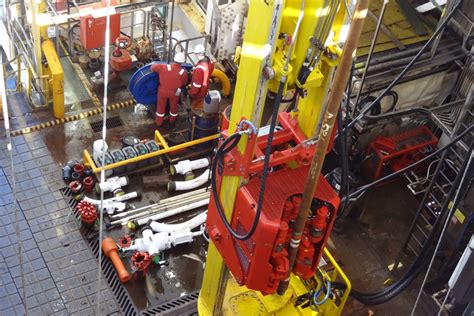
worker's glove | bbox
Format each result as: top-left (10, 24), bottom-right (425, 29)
top-left (175, 88), bottom-right (182, 96)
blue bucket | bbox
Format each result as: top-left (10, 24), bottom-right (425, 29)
top-left (188, 109), bottom-right (219, 150)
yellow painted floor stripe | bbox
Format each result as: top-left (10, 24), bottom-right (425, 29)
top-left (10, 100), bottom-right (136, 137)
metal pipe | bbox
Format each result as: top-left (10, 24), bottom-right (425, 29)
top-left (111, 188), bottom-right (210, 219)
top-left (107, 193), bottom-right (210, 227)
top-left (135, 198), bottom-right (209, 226)
top-left (110, 191), bottom-right (210, 221)
top-left (346, 0), bottom-right (463, 131)
top-left (167, 0), bottom-right (175, 63)
top-left (353, 0), bottom-right (390, 115)
top-left (277, 0), bottom-right (371, 295)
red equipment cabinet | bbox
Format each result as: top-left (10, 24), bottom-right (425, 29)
top-left (80, 10), bottom-right (121, 50)
top-left (362, 126), bottom-right (438, 181)
top-left (206, 112), bottom-right (340, 295)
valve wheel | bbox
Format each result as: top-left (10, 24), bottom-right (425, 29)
top-left (115, 36), bottom-right (132, 49)
top-left (117, 235), bottom-right (132, 249)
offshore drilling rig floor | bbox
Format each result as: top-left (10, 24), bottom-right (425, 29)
top-left (0, 101), bottom-right (421, 315)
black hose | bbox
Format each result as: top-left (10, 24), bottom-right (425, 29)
top-left (344, 147), bottom-right (472, 304)
top-left (211, 79), bottom-right (286, 240)
top-left (345, 0), bottom-right (463, 132)
top-left (335, 62), bottom-right (352, 219)
top-left (345, 125), bottom-right (473, 201)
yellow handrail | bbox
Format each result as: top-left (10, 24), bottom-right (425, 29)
top-left (83, 131), bottom-right (220, 173)
top-left (323, 247), bottom-right (352, 316)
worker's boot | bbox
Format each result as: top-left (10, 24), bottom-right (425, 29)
top-left (155, 116), bottom-right (164, 127)
top-left (156, 112), bottom-right (165, 126)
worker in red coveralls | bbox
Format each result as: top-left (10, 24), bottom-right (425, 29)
top-left (150, 52), bottom-right (188, 126)
top-left (188, 44), bottom-right (214, 104)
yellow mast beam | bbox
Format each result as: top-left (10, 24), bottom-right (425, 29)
top-left (198, 1), bottom-right (285, 314)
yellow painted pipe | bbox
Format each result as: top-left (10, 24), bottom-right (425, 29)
top-left (211, 69), bottom-right (231, 97)
top-left (84, 133), bottom-right (220, 173)
top-left (154, 130), bottom-right (170, 149)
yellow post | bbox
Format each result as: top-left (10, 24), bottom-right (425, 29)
top-left (198, 1), bottom-right (285, 315)
top-left (41, 40), bottom-right (64, 118)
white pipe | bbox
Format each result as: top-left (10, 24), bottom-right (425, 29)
top-left (170, 158), bottom-right (210, 178)
top-left (135, 198), bottom-right (209, 226)
top-left (149, 211), bottom-right (207, 233)
top-left (123, 228), bottom-right (203, 257)
top-left (98, 176), bottom-right (129, 195)
top-left (168, 169), bottom-right (210, 191)
top-left (83, 191), bottom-right (138, 205)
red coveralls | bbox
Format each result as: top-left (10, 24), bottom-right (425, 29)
top-left (151, 63), bottom-right (188, 126)
top-left (189, 58), bottom-right (214, 102)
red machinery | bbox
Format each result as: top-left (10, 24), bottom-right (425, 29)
top-left (206, 112), bottom-right (340, 295)
top-left (110, 36), bottom-right (133, 72)
top-left (362, 126), bottom-right (438, 181)
top-left (79, 1), bottom-right (121, 50)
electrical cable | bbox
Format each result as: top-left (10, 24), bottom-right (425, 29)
top-left (313, 276), bottom-right (332, 306)
top-left (334, 141), bottom-right (472, 305)
top-left (335, 61), bottom-right (352, 219)
top-left (1, 51), bottom-right (28, 315)
top-left (344, 125), bottom-right (473, 202)
top-left (345, 0), bottom-right (463, 132)
top-left (96, 0), bottom-right (112, 314)
top-left (211, 0), bottom-right (305, 240)
top-left (411, 149), bottom-right (473, 315)
top-left (352, 0), bottom-right (389, 113)
top-left (211, 79), bottom-right (283, 240)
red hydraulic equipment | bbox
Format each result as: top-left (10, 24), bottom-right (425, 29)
top-left (206, 112), bottom-right (340, 295)
top-left (79, 1), bottom-right (121, 50)
top-left (362, 126), bottom-right (438, 181)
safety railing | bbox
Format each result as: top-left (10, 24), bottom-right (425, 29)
top-left (318, 247), bottom-right (352, 316)
top-left (83, 129), bottom-right (220, 174)
top-left (172, 35), bottom-right (211, 64)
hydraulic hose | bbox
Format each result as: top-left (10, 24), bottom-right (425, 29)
top-left (342, 146), bottom-right (472, 305)
top-left (345, 0), bottom-right (463, 132)
top-left (211, 78), bottom-right (285, 241)
top-left (344, 125), bottom-right (473, 201)
top-left (211, 0), bottom-right (305, 241)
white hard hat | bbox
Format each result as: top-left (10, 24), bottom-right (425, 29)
top-left (194, 44), bottom-right (206, 55)
top-left (174, 52), bottom-right (186, 63)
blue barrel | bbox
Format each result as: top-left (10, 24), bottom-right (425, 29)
top-left (189, 108), bottom-right (219, 149)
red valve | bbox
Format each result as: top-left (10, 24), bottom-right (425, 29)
top-left (117, 235), bottom-right (132, 249)
top-left (82, 176), bottom-right (95, 193)
top-left (131, 251), bottom-right (151, 280)
top-left (69, 180), bottom-right (82, 193)
top-left (115, 36), bottom-right (132, 49)
top-left (73, 163), bottom-right (85, 176)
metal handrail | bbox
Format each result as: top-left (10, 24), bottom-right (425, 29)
top-left (172, 35), bottom-right (211, 64)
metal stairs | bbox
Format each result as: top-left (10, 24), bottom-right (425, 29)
top-left (394, 85), bottom-right (473, 266)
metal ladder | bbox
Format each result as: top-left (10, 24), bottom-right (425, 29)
top-left (393, 85), bottom-right (473, 268)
